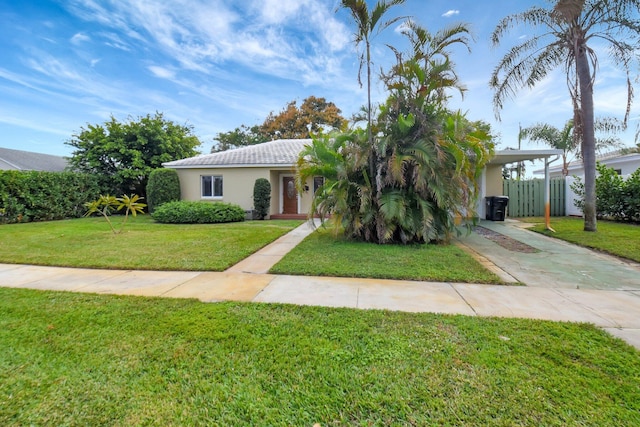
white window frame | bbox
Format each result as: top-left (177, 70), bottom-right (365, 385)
top-left (201, 175), bottom-right (223, 199)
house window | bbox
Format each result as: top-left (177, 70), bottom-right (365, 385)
top-left (201, 175), bottom-right (223, 198)
top-left (313, 176), bottom-right (325, 193)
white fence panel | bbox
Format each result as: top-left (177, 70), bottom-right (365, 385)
top-left (565, 175), bottom-right (583, 216)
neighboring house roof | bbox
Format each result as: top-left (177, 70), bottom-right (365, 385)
top-left (0, 147), bottom-right (69, 172)
top-left (163, 139), bottom-right (312, 169)
top-left (534, 151), bottom-right (640, 175)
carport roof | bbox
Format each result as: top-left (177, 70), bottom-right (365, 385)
top-left (488, 149), bottom-right (563, 165)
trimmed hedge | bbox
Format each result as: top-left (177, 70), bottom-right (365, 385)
top-left (253, 178), bottom-right (271, 220)
top-left (0, 171), bottom-right (102, 224)
top-left (152, 201), bottom-right (245, 224)
top-left (146, 168), bottom-right (181, 213)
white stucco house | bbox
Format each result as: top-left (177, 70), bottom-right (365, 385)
top-left (163, 139), bottom-right (315, 219)
top-left (534, 151), bottom-right (640, 178)
top-left (163, 139), bottom-right (561, 220)
top-left (533, 151), bottom-right (640, 216)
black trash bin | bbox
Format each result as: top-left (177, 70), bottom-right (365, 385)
top-left (485, 196), bottom-right (509, 221)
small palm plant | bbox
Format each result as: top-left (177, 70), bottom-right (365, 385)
top-left (84, 194), bottom-right (146, 234)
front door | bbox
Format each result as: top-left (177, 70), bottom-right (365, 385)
top-left (282, 176), bottom-right (298, 214)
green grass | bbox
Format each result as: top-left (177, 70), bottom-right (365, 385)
top-left (1, 287), bottom-right (639, 426)
top-left (525, 217), bottom-right (640, 263)
top-left (270, 228), bottom-right (502, 283)
top-left (0, 216), bottom-right (302, 271)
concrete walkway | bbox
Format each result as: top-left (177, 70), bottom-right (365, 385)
top-left (1, 220), bottom-right (639, 349)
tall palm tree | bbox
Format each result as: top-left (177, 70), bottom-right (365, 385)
top-left (338, 0), bottom-right (406, 181)
top-left (490, 0), bottom-right (640, 232)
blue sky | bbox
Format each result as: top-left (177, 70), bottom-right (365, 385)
top-left (1, 0), bottom-right (638, 160)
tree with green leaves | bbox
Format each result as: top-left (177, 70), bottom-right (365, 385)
top-left (490, 0), bottom-right (640, 232)
top-left (339, 0), bottom-right (407, 184)
top-left (67, 113), bottom-right (201, 198)
top-left (211, 96), bottom-right (346, 153)
top-left (260, 96), bottom-right (347, 140)
top-left (211, 125), bottom-right (266, 153)
top-left (297, 20), bottom-right (492, 244)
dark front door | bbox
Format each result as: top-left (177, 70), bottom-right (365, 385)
top-left (282, 176), bottom-right (298, 214)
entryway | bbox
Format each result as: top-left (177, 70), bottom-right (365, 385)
top-left (281, 176), bottom-right (298, 215)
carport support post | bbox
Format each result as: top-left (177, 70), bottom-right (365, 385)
top-left (544, 157), bottom-right (555, 232)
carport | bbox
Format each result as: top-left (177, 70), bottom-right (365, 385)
top-left (479, 149), bottom-right (563, 229)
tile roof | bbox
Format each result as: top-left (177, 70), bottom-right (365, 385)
top-left (163, 139), bottom-right (311, 168)
top-left (0, 147), bottom-right (69, 172)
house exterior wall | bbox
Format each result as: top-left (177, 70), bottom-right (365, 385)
top-left (173, 166), bottom-right (314, 217)
top-left (485, 164), bottom-right (504, 196)
top-left (175, 167), bottom-right (273, 211)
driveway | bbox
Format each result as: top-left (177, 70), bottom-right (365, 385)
top-left (458, 219), bottom-right (640, 291)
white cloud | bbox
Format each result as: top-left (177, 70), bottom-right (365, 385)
top-left (442, 10), bottom-right (460, 18)
top-left (99, 32), bottom-right (132, 51)
top-left (70, 32), bottom-right (90, 44)
top-left (148, 65), bottom-right (176, 80)
top-left (63, 0), bottom-right (351, 84)
top-left (258, 0), bottom-right (305, 24)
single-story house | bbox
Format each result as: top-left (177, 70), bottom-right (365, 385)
top-left (534, 151), bottom-right (640, 178)
top-left (163, 139), bottom-right (315, 218)
top-left (0, 147), bottom-right (69, 172)
top-left (164, 139), bottom-right (562, 220)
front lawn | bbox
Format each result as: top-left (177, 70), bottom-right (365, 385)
top-left (1, 288), bottom-right (638, 426)
top-left (525, 217), bottom-right (640, 263)
top-left (271, 227), bottom-right (502, 283)
top-left (0, 216), bottom-right (302, 271)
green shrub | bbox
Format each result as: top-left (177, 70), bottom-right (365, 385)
top-left (252, 178), bottom-right (271, 220)
top-left (152, 201), bottom-right (245, 224)
top-left (571, 163), bottom-right (640, 222)
top-left (0, 171), bottom-right (102, 224)
top-left (146, 168), bottom-right (181, 213)
top-left (621, 168), bottom-right (640, 221)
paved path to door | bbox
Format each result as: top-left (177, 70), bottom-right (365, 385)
top-left (0, 219), bottom-right (639, 349)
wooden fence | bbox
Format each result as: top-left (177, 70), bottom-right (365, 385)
top-left (502, 178), bottom-right (566, 217)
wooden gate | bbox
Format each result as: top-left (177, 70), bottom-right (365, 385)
top-left (502, 178), bottom-right (565, 217)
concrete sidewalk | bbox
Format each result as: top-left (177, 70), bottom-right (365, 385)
top-left (1, 220), bottom-right (639, 349)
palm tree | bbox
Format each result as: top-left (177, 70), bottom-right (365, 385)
top-left (490, 0), bottom-right (640, 232)
top-left (297, 20), bottom-right (493, 244)
top-left (338, 0), bottom-right (407, 180)
top-left (522, 120), bottom-right (577, 177)
top-left (522, 118), bottom-right (621, 176)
